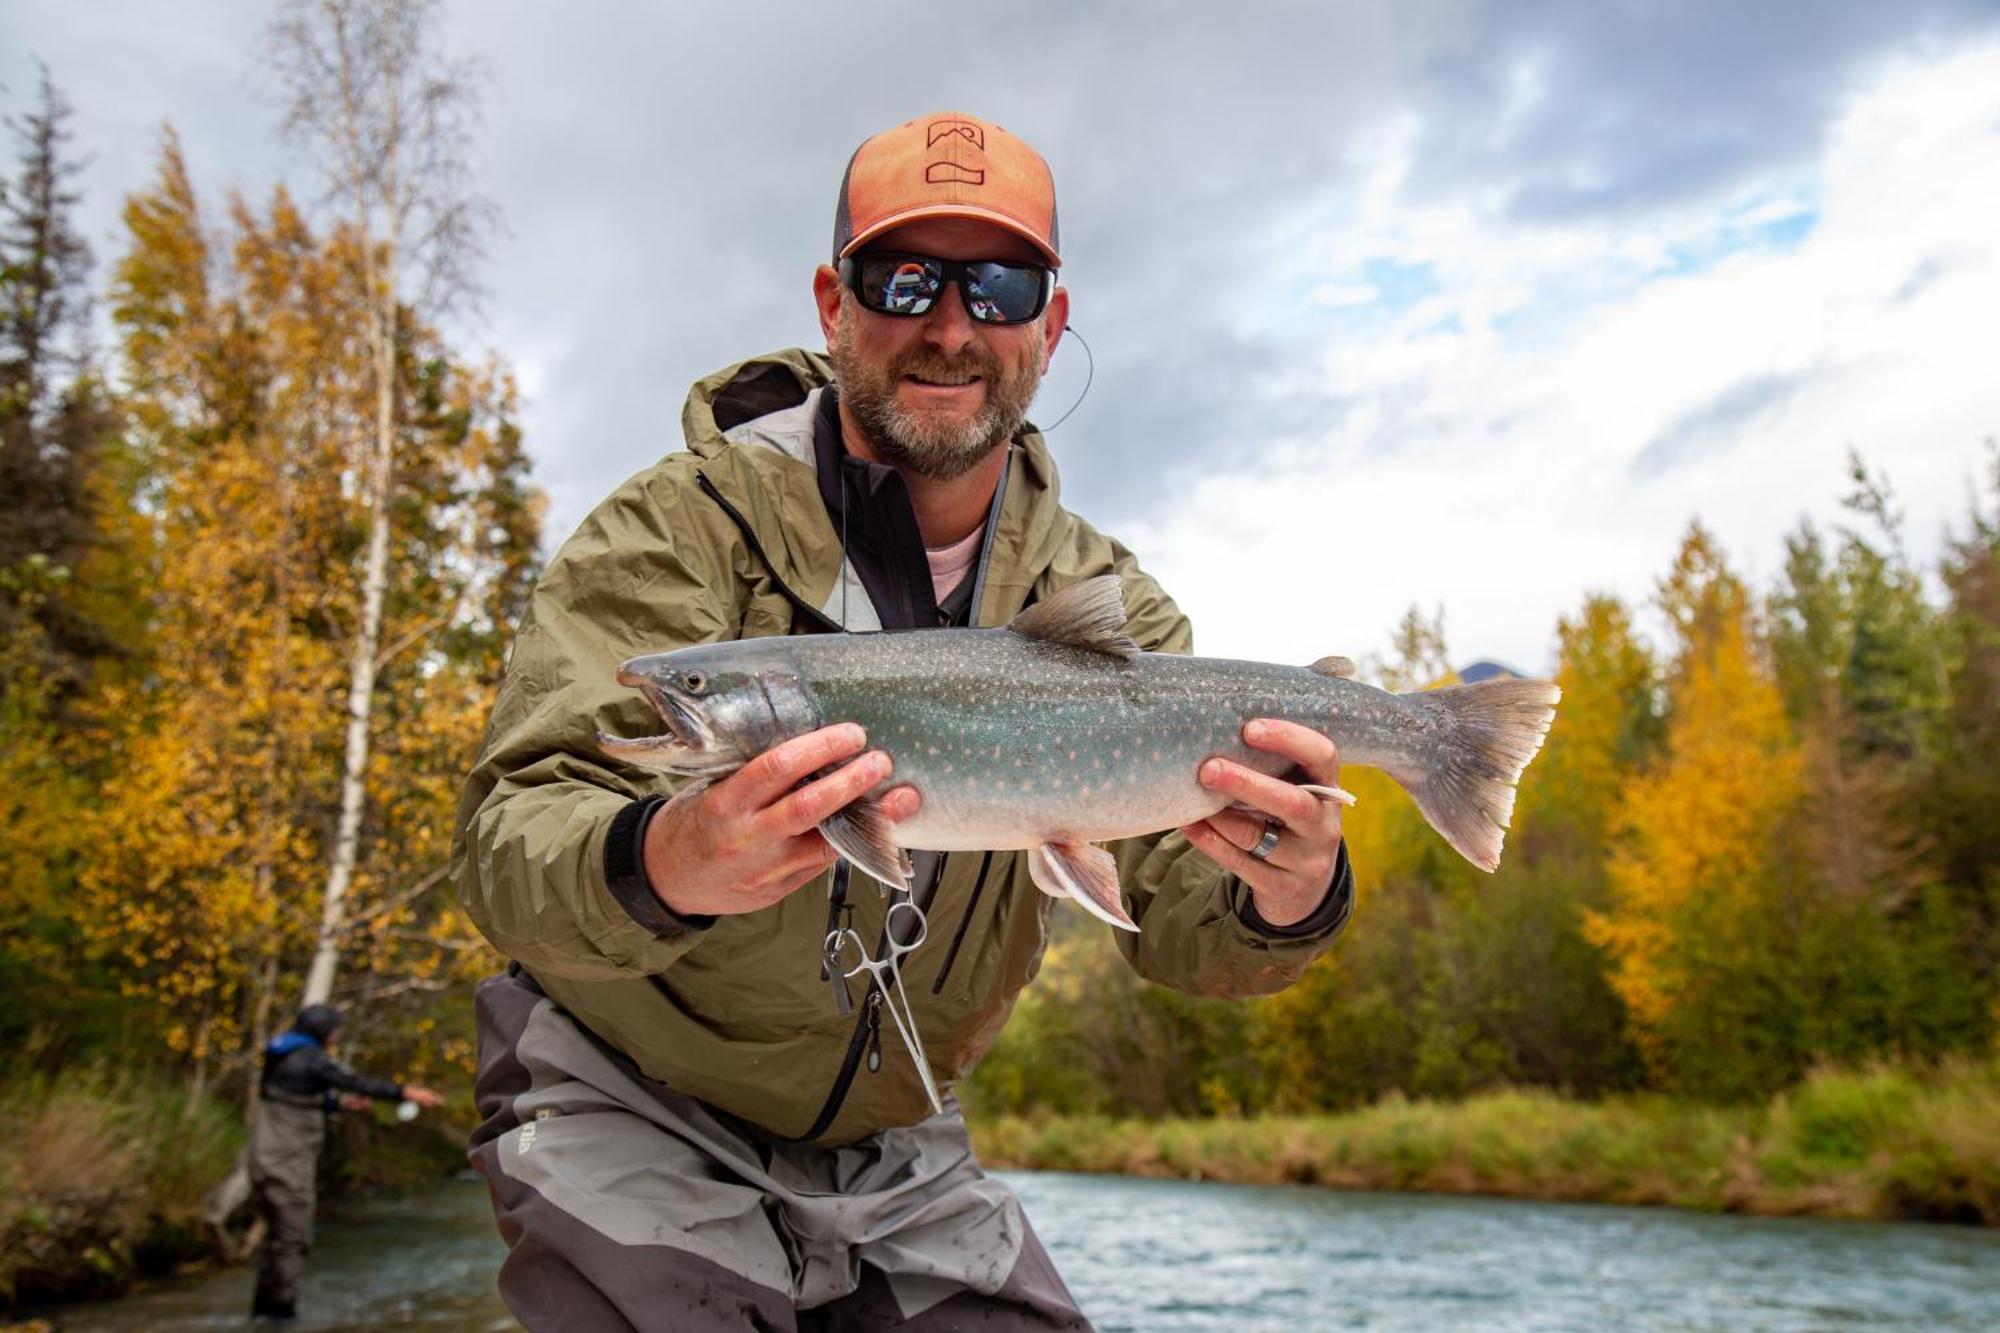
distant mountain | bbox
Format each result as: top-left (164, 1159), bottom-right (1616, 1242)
top-left (1421, 659), bottom-right (1524, 688)
top-left (1456, 660), bottom-right (1520, 683)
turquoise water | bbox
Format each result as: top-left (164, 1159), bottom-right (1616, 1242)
top-left (45, 1171), bottom-right (2000, 1330)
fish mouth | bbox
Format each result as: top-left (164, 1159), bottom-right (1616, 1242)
top-left (598, 671), bottom-right (724, 774)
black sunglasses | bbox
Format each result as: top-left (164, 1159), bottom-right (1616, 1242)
top-left (838, 251), bottom-right (1055, 326)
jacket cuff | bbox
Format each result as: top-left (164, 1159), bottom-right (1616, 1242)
top-left (1234, 840), bottom-right (1355, 940)
top-left (603, 796), bottom-right (717, 938)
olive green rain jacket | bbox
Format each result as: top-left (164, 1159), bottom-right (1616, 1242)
top-left (453, 349), bottom-right (1351, 1146)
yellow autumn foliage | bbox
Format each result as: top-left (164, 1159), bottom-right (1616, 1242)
top-left (1587, 526), bottom-right (1805, 1079)
top-left (50, 132), bottom-right (541, 1091)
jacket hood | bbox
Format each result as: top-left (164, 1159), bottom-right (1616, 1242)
top-left (679, 347), bottom-right (1061, 496)
top-left (293, 1004), bottom-right (343, 1042)
top-left (676, 348), bottom-right (1071, 627)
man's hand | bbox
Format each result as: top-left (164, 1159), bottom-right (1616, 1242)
top-left (1179, 719), bottom-right (1345, 928)
top-left (403, 1085), bottom-right (447, 1109)
top-left (337, 1092), bottom-right (372, 1111)
top-left (643, 723), bottom-right (921, 918)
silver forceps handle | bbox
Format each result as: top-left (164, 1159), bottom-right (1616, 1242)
top-left (825, 899), bottom-right (943, 1115)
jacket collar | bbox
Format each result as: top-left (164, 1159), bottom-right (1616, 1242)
top-left (679, 349), bottom-right (1069, 627)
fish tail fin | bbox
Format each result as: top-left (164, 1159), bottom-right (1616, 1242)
top-left (1386, 678), bottom-right (1561, 873)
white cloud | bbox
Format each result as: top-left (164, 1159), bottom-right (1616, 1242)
top-left (1127, 42), bottom-right (2000, 680)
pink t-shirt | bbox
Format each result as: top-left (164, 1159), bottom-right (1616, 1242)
top-left (926, 526), bottom-right (983, 606)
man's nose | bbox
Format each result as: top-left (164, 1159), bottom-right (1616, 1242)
top-left (919, 280), bottom-right (979, 356)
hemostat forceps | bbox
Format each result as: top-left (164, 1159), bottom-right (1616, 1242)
top-left (825, 897), bottom-right (943, 1116)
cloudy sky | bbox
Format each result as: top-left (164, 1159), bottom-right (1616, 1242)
top-left (9, 0), bottom-right (2000, 675)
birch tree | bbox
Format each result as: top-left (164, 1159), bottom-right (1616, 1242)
top-left (267, 0), bottom-right (490, 1006)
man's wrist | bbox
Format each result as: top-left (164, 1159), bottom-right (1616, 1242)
top-left (604, 796), bottom-right (714, 937)
top-left (1237, 841), bottom-right (1354, 940)
top-left (1251, 876), bottom-right (1331, 928)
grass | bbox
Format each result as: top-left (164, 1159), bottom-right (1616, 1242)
top-left (970, 1056), bottom-right (2000, 1225)
top-left (0, 1065), bottom-right (471, 1316)
top-left (0, 1065), bottom-right (243, 1310)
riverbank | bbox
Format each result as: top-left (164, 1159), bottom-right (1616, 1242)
top-left (0, 1067), bottom-right (240, 1311)
top-left (969, 1057), bottom-right (2000, 1225)
top-left (8, 1056), bottom-right (1991, 1316)
top-left (0, 1067), bottom-right (465, 1315)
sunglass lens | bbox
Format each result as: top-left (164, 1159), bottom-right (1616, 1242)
top-left (963, 262), bottom-right (1046, 323)
top-left (858, 257), bottom-right (941, 315)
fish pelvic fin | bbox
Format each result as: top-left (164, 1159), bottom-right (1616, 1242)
top-left (820, 797), bottom-right (913, 891)
top-left (1008, 575), bottom-right (1140, 660)
top-left (1392, 678), bottom-right (1562, 872)
top-left (1028, 841), bottom-right (1139, 932)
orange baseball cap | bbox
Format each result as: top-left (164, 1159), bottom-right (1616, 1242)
top-left (833, 111), bottom-right (1061, 267)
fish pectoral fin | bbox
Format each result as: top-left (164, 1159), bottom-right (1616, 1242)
top-left (1308, 655), bottom-right (1358, 679)
top-left (1298, 783), bottom-right (1358, 807)
top-left (820, 798), bottom-right (912, 891)
top-left (1028, 841), bottom-right (1139, 933)
top-left (1006, 575), bottom-right (1140, 660)
top-left (1027, 865), bottom-right (1070, 901)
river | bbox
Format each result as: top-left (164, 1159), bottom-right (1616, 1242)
top-left (44, 1172), bottom-right (2000, 1331)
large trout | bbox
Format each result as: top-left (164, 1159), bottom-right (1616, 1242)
top-left (600, 576), bottom-right (1560, 931)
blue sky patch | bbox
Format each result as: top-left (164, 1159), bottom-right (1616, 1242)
top-left (1662, 203), bottom-right (1821, 276)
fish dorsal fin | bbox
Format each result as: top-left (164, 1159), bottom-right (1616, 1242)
top-left (1309, 655), bottom-right (1358, 679)
top-left (1007, 575), bottom-right (1139, 660)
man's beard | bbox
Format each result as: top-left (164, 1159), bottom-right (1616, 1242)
top-left (833, 307), bottom-right (1045, 481)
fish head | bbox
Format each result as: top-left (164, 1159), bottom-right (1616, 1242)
top-left (599, 639), bottom-right (818, 777)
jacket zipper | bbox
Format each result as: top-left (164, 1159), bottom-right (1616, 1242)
top-left (794, 976), bottom-right (881, 1143)
top-left (694, 471), bottom-right (847, 633)
top-left (697, 467), bottom-right (880, 1142)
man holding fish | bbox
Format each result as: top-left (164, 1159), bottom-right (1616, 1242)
top-left (454, 109), bottom-right (1552, 1331)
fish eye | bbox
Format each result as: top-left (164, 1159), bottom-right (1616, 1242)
top-left (681, 671), bottom-right (707, 694)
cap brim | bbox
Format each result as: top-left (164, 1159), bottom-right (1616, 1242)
top-left (839, 204), bottom-right (1061, 268)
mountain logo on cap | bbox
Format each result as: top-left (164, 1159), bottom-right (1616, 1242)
top-left (927, 120), bottom-right (984, 150)
top-left (925, 119), bottom-right (987, 186)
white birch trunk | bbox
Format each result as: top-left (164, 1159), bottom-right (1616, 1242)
top-left (300, 13), bottom-right (402, 996)
top-left (302, 277), bottom-right (396, 1007)
top-left (277, 0), bottom-right (473, 1009)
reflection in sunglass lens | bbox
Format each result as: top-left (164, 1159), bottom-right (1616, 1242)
top-left (863, 259), bottom-right (942, 315)
top-left (963, 262), bottom-right (1046, 323)
top-left (847, 253), bottom-right (1050, 324)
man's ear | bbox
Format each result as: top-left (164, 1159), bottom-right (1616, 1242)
top-left (814, 265), bottom-right (844, 348)
top-left (1042, 285), bottom-right (1070, 363)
